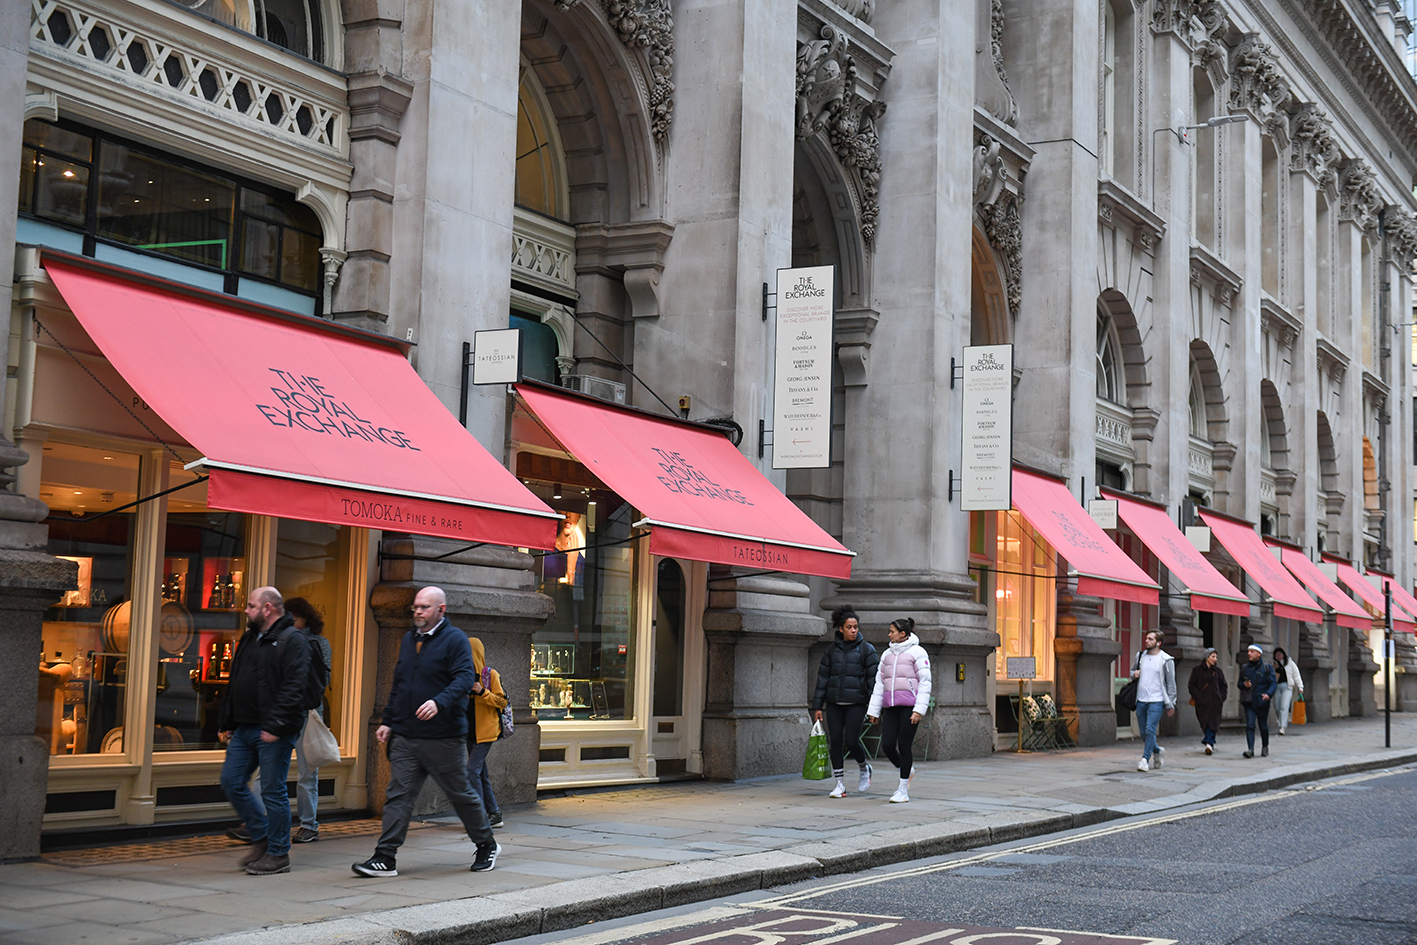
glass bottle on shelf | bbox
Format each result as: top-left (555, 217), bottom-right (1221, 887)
top-left (219, 643), bottom-right (233, 679)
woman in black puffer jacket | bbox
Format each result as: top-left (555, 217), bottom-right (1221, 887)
top-left (812, 607), bottom-right (880, 797)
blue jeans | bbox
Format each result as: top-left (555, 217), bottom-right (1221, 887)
top-left (293, 709), bottom-right (320, 830)
top-left (1135, 700), bottom-right (1165, 762)
top-left (220, 725), bottom-right (297, 856)
top-left (466, 739), bottom-right (499, 815)
top-left (1245, 699), bottom-right (1271, 750)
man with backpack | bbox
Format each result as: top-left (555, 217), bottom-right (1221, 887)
top-left (352, 586), bottom-right (499, 878)
top-left (218, 586), bottom-right (311, 876)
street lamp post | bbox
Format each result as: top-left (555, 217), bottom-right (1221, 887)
top-left (1384, 581), bottom-right (1393, 749)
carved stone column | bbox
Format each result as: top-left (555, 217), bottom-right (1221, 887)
top-left (1296, 618), bottom-right (1336, 723)
top-left (1157, 587), bottom-right (1202, 737)
top-left (1347, 626), bottom-right (1380, 717)
top-left (701, 569), bottom-right (825, 778)
top-left (0, 440), bottom-right (77, 860)
top-left (1055, 583), bottom-right (1120, 746)
top-left (367, 538), bottom-right (552, 815)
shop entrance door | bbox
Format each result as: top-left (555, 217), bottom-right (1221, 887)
top-left (650, 558), bottom-right (706, 775)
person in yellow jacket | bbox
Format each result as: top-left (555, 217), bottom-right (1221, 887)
top-left (466, 637), bottom-right (509, 828)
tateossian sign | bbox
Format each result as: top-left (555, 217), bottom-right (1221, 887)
top-left (959, 343), bottom-right (1013, 511)
top-left (772, 265), bottom-right (834, 469)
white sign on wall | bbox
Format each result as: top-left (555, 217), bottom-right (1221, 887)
top-left (959, 343), bottom-right (1014, 510)
top-left (472, 328), bottom-right (523, 385)
top-left (1088, 499), bottom-right (1118, 530)
top-left (771, 266), bottom-right (835, 469)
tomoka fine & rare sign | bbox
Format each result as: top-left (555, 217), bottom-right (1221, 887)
top-left (960, 343), bottom-right (1013, 510)
top-left (772, 265), bottom-right (834, 469)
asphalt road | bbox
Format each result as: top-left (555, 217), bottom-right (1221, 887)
top-left (515, 766), bottom-right (1417, 945)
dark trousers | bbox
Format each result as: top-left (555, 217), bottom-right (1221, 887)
top-left (376, 736), bottom-right (492, 857)
top-left (878, 705), bottom-right (919, 778)
top-left (1244, 700), bottom-right (1271, 750)
top-left (824, 702), bottom-right (868, 770)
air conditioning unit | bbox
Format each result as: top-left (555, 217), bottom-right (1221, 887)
top-left (561, 374), bottom-right (627, 405)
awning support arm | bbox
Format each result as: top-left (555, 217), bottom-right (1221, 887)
top-left (80, 476), bottom-right (208, 523)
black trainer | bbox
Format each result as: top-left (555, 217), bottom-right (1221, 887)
top-left (488, 811), bottom-right (504, 829)
top-left (225, 825), bottom-right (253, 843)
top-left (471, 841), bottom-right (501, 872)
top-left (352, 854), bottom-right (398, 877)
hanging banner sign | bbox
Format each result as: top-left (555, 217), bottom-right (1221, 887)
top-left (771, 265), bottom-right (835, 469)
top-left (959, 343), bottom-right (1013, 510)
top-left (472, 328), bottom-right (523, 385)
top-left (1088, 498), bottom-right (1118, 530)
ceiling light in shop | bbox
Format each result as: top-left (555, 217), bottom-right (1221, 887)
top-left (552, 483), bottom-right (562, 499)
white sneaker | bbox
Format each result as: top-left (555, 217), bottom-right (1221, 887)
top-left (1153, 746), bottom-right (1164, 768)
top-left (857, 763), bottom-right (872, 793)
top-left (1204, 744), bottom-right (1213, 755)
top-left (828, 780), bottom-right (846, 798)
top-left (889, 788), bottom-right (909, 803)
top-left (1137, 757), bottom-right (1150, 772)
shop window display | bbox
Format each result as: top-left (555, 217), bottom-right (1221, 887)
top-left (529, 491), bottom-right (637, 721)
top-left (990, 511), bottom-right (1056, 683)
top-left (274, 518), bottom-right (347, 735)
top-left (38, 444), bottom-right (141, 756)
top-left (152, 476), bottom-right (246, 751)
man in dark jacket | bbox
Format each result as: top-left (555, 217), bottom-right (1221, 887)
top-left (1238, 643), bottom-right (1278, 758)
top-left (352, 586), bottom-right (499, 878)
top-left (218, 586), bottom-right (310, 876)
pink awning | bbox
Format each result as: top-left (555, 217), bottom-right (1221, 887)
top-left (516, 383), bottom-right (854, 579)
top-left (1198, 511), bottom-right (1323, 622)
top-left (1267, 542), bottom-right (1372, 630)
top-left (1325, 557), bottom-right (1417, 633)
top-left (44, 256), bottom-right (560, 548)
top-left (1010, 469), bottom-right (1159, 605)
top-left (1107, 491), bottom-right (1249, 616)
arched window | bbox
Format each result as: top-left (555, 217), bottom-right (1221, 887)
top-left (1260, 410), bottom-right (1273, 470)
top-left (173, 0), bottom-right (328, 63)
top-left (1188, 364), bottom-right (1207, 439)
top-left (516, 67), bottom-right (569, 221)
top-left (1096, 311), bottom-right (1123, 403)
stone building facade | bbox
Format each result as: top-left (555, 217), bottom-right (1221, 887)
top-left (3, 0), bottom-right (1416, 853)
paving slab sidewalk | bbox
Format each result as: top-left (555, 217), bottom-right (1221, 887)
top-left (3, 714), bottom-right (1414, 945)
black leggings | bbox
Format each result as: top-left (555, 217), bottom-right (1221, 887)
top-left (823, 702), bottom-right (868, 770)
top-left (878, 705), bottom-right (919, 778)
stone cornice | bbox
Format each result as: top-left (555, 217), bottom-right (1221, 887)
top-left (1190, 243), bottom-right (1242, 306)
top-left (1098, 179), bottom-right (1166, 253)
top-left (1316, 336), bottom-right (1349, 382)
top-left (1260, 297), bottom-right (1302, 347)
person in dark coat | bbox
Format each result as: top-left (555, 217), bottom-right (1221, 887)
top-left (1187, 647), bottom-right (1228, 755)
top-left (812, 606), bottom-right (879, 797)
top-left (1238, 643), bottom-right (1278, 758)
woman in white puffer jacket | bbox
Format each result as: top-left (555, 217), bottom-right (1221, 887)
top-left (867, 618), bottom-right (932, 803)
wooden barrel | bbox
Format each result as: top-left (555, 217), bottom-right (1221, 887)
top-left (100, 601), bottom-right (130, 653)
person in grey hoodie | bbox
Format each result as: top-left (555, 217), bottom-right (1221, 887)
top-left (1130, 629), bottom-right (1176, 772)
top-left (866, 618), bottom-right (932, 803)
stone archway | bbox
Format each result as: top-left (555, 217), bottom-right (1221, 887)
top-left (971, 226), bottom-right (1011, 346)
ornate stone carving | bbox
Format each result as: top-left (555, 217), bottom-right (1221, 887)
top-left (975, 0), bottom-right (1017, 126)
top-left (827, 0), bottom-right (872, 22)
top-left (1386, 205), bottom-right (1417, 271)
top-left (796, 25), bottom-right (888, 244)
top-left (1338, 160), bottom-right (1383, 233)
top-left (319, 249), bottom-right (346, 317)
top-left (555, 0), bottom-right (674, 140)
top-left (979, 194), bottom-right (1022, 317)
top-left (1289, 104), bottom-right (1341, 191)
top-left (1228, 34), bottom-right (1291, 131)
top-left (1152, 0), bottom-right (1226, 45)
top-left (972, 137), bottom-right (1007, 210)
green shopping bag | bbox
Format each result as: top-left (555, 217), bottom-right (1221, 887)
top-left (802, 719), bottom-right (831, 780)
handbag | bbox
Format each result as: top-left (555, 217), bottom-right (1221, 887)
top-left (301, 709), bottom-right (340, 768)
top-left (1116, 650), bottom-right (1142, 711)
top-left (1292, 689), bottom-right (1307, 725)
top-left (802, 719), bottom-right (831, 780)
top-left (481, 667), bottom-right (514, 740)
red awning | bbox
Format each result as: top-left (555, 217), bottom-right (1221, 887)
top-left (1010, 469), bottom-right (1158, 605)
top-left (1197, 512), bottom-right (1323, 622)
top-left (516, 384), bottom-right (854, 579)
top-left (44, 257), bottom-right (559, 548)
top-left (1325, 557), bottom-right (1416, 632)
top-left (1106, 491), bottom-right (1249, 616)
top-left (1267, 542), bottom-right (1372, 630)
top-left (1369, 572), bottom-right (1417, 632)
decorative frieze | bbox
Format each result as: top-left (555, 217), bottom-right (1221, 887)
top-left (1228, 33), bottom-right (1291, 139)
top-left (1152, 0), bottom-right (1226, 46)
top-left (1385, 205), bottom-right (1417, 271)
top-left (556, 0), bottom-right (674, 140)
top-left (796, 22), bottom-right (890, 244)
top-left (1338, 160), bottom-right (1384, 233)
top-left (1289, 104), bottom-right (1341, 191)
top-left (513, 212), bottom-right (578, 300)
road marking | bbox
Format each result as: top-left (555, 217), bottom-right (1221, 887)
top-left (759, 765), bottom-right (1412, 906)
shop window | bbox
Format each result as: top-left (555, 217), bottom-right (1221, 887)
top-left (991, 511), bottom-right (1055, 682)
top-left (511, 313), bottom-right (562, 384)
top-left (653, 560), bottom-right (685, 717)
top-left (527, 476), bottom-right (638, 721)
top-left (38, 444), bottom-right (141, 756)
top-left (19, 118), bottom-right (323, 299)
top-left (153, 470), bottom-right (246, 751)
top-left (274, 518), bottom-right (350, 737)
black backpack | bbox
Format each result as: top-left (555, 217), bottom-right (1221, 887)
top-left (278, 626), bottom-right (327, 712)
